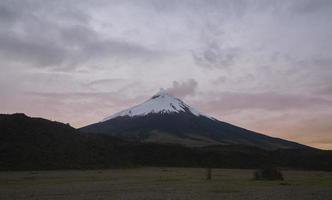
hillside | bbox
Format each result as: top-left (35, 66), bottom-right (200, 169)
top-left (0, 113), bottom-right (129, 170)
top-left (1, 113), bottom-right (331, 171)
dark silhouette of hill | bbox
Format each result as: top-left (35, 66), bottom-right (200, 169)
top-left (1, 113), bottom-right (331, 171)
top-left (0, 113), bottom-right (131, 170)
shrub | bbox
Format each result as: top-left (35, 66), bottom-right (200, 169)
top-left (254, 167), bottom-right (284, 180)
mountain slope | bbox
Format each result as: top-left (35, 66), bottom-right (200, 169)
top-left (80, 90), bottom-right (309, 150)
top-left (0, 113), bottom-right (130, 170)
top-left (1, 113), bottom-right (331, 170)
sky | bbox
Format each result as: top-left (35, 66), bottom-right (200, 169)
top-left (1, 0), bottom-right (332, 149)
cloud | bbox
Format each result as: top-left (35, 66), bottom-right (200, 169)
top-left (0, 3), bottom-right (20, 24)
top-left (196, 92), bottom-right (332, 113)
top-left (86, 78), bottom-right (124, 87)
top-left (318, 85), bottom-right (332, 96)
top-left (166, 79), bottom-right (198, 98)
top-left (192, 45), bottom-right (237, 69)
top-left (0, 1), bottom-right (162, 70)
top-left (211, 76), bottom-right (227, 85)
top-left (291, 0), bottom-right (332, 14)
top-left (0, 32), bottom-right (68, 67)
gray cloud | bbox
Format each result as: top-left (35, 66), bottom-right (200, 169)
top-left (0, 27), bottom-right (159, 69)
top-left (291, 0), bottom-right (332, 14)
top-left (0, 1), bottom-right (162, 69)
top-left (192, 43), bottom-right (238, 69)
top-left (319, 85), bottom-right (332, 96)
top-left (0, 3), bottom-right (19, 24)
top-left (166, 79), bottom-right (198, 98)
top-left (0, 32), bottom-right (68, 67)
top-left (197, 92), bottom-right (332, 113)
top-left (87, 78), bottom-right (124, 87)
top-left (211, 76), bottom-right (227, 85)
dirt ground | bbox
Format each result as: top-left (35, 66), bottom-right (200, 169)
top-left (0, 167), bottom-right (331, 200)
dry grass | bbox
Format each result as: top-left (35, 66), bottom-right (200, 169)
top-left (0, 168), bottom-right (331, 200)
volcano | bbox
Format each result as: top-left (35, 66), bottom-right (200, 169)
top-left (80, 89), bottom-right (308, 150)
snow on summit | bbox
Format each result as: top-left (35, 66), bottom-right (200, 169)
top-left (102, 88), bottom-right (208, 121)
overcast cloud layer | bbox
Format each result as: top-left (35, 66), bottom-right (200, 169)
top-left (1, 0), bottom-right (332, 149)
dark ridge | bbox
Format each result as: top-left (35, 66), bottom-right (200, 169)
top-left (1, 113), bottom-right (331, 171)
top-left (80, 112), bottom-right (312, 150)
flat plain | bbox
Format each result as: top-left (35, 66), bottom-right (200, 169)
top-left (0, 167), bottom-right (331, 200)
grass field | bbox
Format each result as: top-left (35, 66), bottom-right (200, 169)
top-left (0, 168), bottom-right (331, 200)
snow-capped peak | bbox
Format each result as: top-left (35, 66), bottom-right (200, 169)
top-left (102, 88), bottom-right (211, 121)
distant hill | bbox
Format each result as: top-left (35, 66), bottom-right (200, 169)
top-left (0, 113), bottom-right (130, 170)
top-left (1, 113), bottom-right (331, 171)
top-left (81, 89), bottom-right (309, 150)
